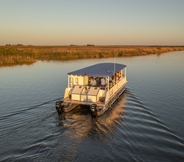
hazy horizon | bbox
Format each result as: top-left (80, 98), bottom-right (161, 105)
top-left (1, 0), bottom-right (184, 46)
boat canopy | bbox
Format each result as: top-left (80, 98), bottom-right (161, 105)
top-left (68, 63), bottom-right (126, 77)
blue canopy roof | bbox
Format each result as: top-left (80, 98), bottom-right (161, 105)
top-left (68, 63), bottom-right (126, 77)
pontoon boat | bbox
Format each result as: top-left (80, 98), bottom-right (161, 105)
top-left (56, 63), bottom-right (127, 117)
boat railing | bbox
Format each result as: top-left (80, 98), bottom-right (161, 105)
top-left (65, 74), bottom-right (126, 104)
top-left (105, 76), bottom-right (127, 104)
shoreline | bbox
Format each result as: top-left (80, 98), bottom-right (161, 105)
top-left (0, 45), bottom-right (184, 67)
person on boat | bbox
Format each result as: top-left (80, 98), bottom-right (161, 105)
top-left (110, 76), bottom-right (115, 87)
top-left (95, 77), bottom-right (100, 86)
top-left (115, 73), bottom-right (120, 83)
top-left (100, 76), bottom-right (106, 87)
top-left (90, 77), bottom-right (96, 86)
top-left (117, 71), bottom-right (121, 80)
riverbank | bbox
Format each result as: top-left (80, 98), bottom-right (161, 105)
top-left (0, 45), bottom-right (184, 66)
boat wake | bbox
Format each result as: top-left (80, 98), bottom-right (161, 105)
top-left (56, 88), bottom-right (184, 161)
top-left (0, 97), bottom-right (62, 121)
top-left (125, 88), bottom-right (184, 145)
top-left (0, 97), bottom-right (62, 138)
top-left (1, 89), bottom-right (184, 161)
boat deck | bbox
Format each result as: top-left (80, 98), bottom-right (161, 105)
top-left (63, 96), bottom-right (105, 107)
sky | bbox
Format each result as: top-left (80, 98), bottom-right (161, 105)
top-left (0, 0), bottom-right (184, 46)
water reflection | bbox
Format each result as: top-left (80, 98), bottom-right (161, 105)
top-left (57, 93), bottom-right (127, 161)
top-left (57, 92), bottom-right (127, 141)
top-left (95, 93), bottom-right (126, 135)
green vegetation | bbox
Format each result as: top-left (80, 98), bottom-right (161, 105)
top-left (0, 46), bottom-right (36, 66)
top-left (0, 45), bottom-right (184, 67)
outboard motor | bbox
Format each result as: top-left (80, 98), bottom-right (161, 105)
top-left (90, 104), bottom-right (97, 118)
top-left (55, 101), bottom-right (64, 114)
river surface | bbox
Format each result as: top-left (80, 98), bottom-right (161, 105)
top-left (0, 51), bottom-right (184, 162)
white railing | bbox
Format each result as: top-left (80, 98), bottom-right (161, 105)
top-left (105, 76), bottom-right (127, 103)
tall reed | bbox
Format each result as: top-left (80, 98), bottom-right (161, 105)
top-left (0, 45), bottom-right (184, 66)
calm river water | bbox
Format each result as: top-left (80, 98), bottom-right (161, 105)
top-left (0, 51), bottom-right (184, 162)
